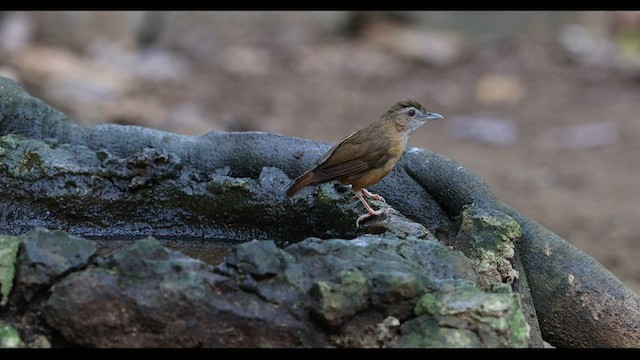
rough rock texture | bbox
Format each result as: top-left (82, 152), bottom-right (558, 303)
top-left (0, 76), bottom-right (638, 347)
top-left (43, 235), bottom-right (528, 348)
top-left (403, 147), bottom-right (640, 348)
top-left (44, 238), bottom-right (322, 347)
top-left (397, 282), bottom-right (528, 347)
top-left (11, 228), bottom-right (96, 305)
top-left (0, 132), bottom-right (365, 241)
top-left (452, 204), bottom-right (521, 287)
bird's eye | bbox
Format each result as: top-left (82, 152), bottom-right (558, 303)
top-left (407, 109), bottom-right (416, 117)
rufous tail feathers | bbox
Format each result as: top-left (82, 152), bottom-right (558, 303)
top-left (286, 171), bottom-right (316, 197)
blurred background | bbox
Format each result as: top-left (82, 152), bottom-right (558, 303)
top-left (0, 11), bottom-right (639, 292)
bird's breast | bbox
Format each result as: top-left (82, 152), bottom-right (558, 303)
top-left (349, 136), bottom-right (405, 191)
top-left (349, 157), bottom-right (398, 190)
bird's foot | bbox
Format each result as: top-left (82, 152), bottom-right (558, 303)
top-left (356, 207), bottom-right (391, 228)
top-left (354, 188), bottom-right (386, 203)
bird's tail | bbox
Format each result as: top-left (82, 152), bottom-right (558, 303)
top-left (286, 171), bottom-right (316, 197)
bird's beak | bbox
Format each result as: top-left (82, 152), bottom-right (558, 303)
top-left (425, 112), bottom-right (444, 120)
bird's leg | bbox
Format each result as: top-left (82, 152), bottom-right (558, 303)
top-left (352, 187), bottom-right (386, 203)
top-left (354, 190), bottom-right (390, 227)
top-left (361, 188), bottom-right (386, 203)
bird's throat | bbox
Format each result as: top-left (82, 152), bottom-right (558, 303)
top-left (406, 118), bottom-right (426, 134)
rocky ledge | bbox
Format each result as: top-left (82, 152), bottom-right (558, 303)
top-left (0, 76), bottom-right (638, 347)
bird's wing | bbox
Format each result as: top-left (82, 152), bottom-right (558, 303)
top-left (312, 126), bottom-right (393, 183)
top-left (315, 130), bottom-right (357, 166)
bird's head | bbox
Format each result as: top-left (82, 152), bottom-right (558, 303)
top-left (383, 99), bottom-right (444, 135)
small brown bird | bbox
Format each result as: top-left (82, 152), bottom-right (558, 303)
top-left (286, 99), bottom-right (443, 226)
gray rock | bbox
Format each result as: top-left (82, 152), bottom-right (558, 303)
top-left (44, 234), bottom-right (527, 348)
top-left (45, 238), bottom-right (321, 348)
top-left (452, 204), bottom-right (521, 287)
top-left (12, 228), bottom-right (96, 304)
top-left (396, 281), bottom-right (528, 348)
top-left (502, 204), bottom-right (640, 347)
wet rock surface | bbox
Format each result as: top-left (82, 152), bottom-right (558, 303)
top-left (0, 76), bottom-right (638, 347)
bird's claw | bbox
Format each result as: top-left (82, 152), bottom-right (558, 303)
top-left (355, 207), bottom-right (391, 228)
top-left (354, 189), bottom-right (387, 203)
top-left (367, 193), bottom-right (386, 203)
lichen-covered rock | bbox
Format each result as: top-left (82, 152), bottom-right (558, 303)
top-left (396, 281), bottom-right (529, 348)
top-left (44, 238), bottom-right (323, 348)
top-left (0, 321), bottom-right (23, 348)
top-left (0, 236), bottom-right (20, 306)
top-left (452, 204), bottom-right (521, 287)
top-left (12, 228), bottom-right (97, 304)
top-left (43, 234), bottom-right (529, 348)
top-left (309, 269), bottom-right (371, 327)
